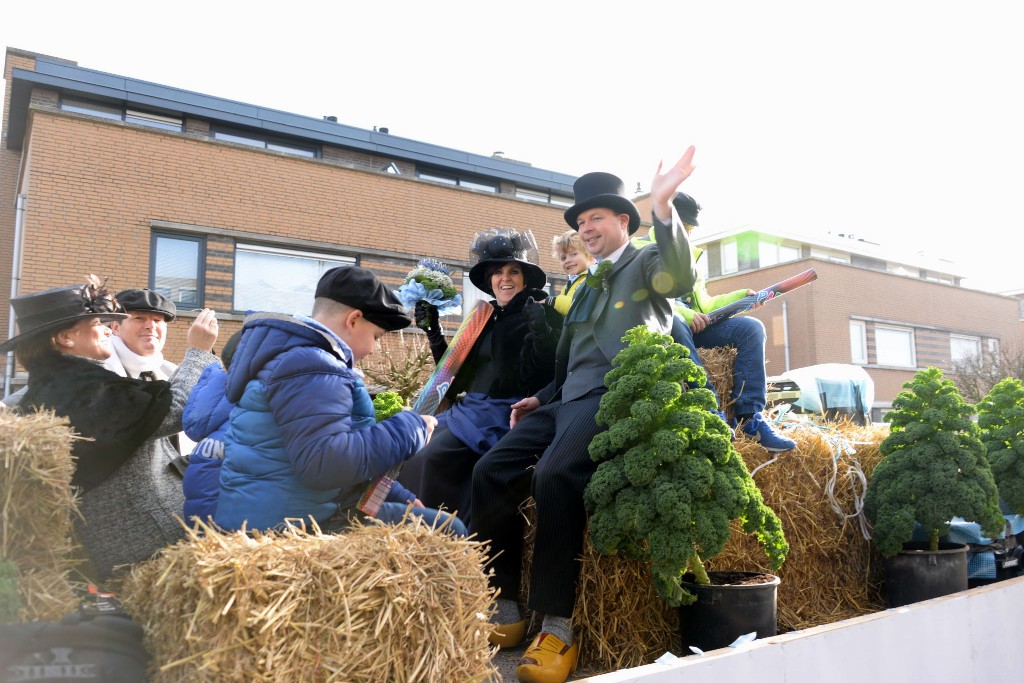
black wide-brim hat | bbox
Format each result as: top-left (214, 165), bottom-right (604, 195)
top-left (563, 171), bottom-right (641, 235)
top-left (0, 279), bottom-right (128, 354)
top-left (468, 228), bottom-right (547, 295)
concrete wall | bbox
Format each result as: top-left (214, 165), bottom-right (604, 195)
top-left (588, 576), bottom-right (1024, 682)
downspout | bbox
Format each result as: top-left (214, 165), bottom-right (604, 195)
top-left (4, 193), bottom-right (26, 397)
top-left (782, 300), bottom-right (791, 372)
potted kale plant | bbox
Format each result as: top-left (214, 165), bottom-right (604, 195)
top-left (863, 367), bottom-right (1004, 607)
top-left (583, 326), bottom-right (788, 653)
top-left (977, 377), bottom-right (1024, 515)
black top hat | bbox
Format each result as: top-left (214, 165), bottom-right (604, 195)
top-left (116, 288), bottom-right (177, 321)
top-left (467, 228), bottom-right (547, 295)
top-left (314, 266), bottom-right (412, 332)
top-left (563, 172), bottom-right (641, 235)
top-left (672, 192), bottom-right (701, 227)
top-left (0, 277), bottom-right (128, 354)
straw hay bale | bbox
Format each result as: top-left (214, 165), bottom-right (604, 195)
top-left (696, 346), bottom-right (737, 418)
top-left (516, 500), bottom-right (677, 673)
top-left (0, 410), bottom-right (80, 621)
top-left (707, 419), bottom-right (889, 631)
top-left (121, 518), bottom-right (497, 683)
top-left (517, 419), bottom-right (888, 674)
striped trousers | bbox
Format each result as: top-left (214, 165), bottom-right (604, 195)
top-left (469, 390), bottom-right (605, 617)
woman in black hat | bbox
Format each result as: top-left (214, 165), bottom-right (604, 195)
top-left (2, 276), bottom-right (219, 581)
top-left (399, 228), bottom-right (561, 525)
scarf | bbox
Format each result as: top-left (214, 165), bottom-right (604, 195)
top-left (107, 335), bottom-right (175, 380)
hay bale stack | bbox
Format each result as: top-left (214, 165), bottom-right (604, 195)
top-left (0, 410), bottom-right (80, 621)
top-left (121, 519), bottom-right (497, 683)
top-left (517, 420), bottom-right (888, 674)
top-left (707, 419), bottom-right (889, 630)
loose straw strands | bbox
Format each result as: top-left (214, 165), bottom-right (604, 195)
top-left (0, 410), bottom-right (80, 621)
top-left (122, 517), bottom-right (497, 683)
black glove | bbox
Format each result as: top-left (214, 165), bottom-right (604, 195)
top-left (414, 301), bottom-right (441, 335)
top-left (522, 297), bottom-right (550, 336)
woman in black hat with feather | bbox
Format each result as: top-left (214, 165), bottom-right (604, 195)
top-left (1, 276), bottom-right (219, 581)
top-left (398, 228), bottom-right (561, 526)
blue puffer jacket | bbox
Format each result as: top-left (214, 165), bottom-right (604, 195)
top-left (215, 314), bottom-right (427, 532)
top-left (182, 362), bottom-right (232, 523)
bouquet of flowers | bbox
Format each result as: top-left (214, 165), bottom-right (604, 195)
top-left (394, 258), bottom-right (463, 328)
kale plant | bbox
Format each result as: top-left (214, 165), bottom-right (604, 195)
top-left (977, 377), bottom-right (1024, 515)
top-left (864, 367), bottom-right (1003, 556)
top-left (583, 326), bottom-right (788, 607)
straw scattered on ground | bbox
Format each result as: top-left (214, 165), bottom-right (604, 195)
top-left (121, 517), bottom-right (497, 683)
top-left (0, 410), bottom-right (80, 621)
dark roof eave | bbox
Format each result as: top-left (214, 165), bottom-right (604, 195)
top-left (6, 58), bottom-right (576, 193)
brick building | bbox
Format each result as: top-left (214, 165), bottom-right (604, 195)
top-left (4, 47), bottom-right (1021, 417)
top-left (629, 210), bottom-right (1024, 420)
top-left (1, 48), bottom-right (581, 394)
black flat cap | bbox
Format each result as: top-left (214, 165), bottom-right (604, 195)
top-left (672, 192), bottom-right (702, 227)
top-left (315, 266), bottom-right (411, 331)
top-left (116, 288), bottom-right (177, 321)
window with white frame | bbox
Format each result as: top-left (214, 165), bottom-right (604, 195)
top-left (721, 240), bottom-right (738, 274)
top-left (758, 240), bottom-right (800, 267)
top-left (233, 244), bottom-right (355, 316)
top-left (461, 275), bottom-right (491, 315)
top-left (950, 334), bottom-right (982, 363)
top-left (850, 320), bottom-right (867, 364)
top-left (875, 325), bottom-right (916, 368)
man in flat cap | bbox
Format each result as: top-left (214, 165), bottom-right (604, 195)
top-left (214, 266), bottom-right (464, 536)
top-left (107, 289), bottom-right (221, 388)
top-left (106, 288), bottom-right (221, 459)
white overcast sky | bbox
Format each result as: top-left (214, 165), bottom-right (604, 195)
top-left (3, 1), bottom-right (1022, 293)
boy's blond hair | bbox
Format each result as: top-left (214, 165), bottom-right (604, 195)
top-left (551, 230), bottom-right (586, 259)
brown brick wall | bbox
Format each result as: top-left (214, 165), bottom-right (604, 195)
top-left (711, 259), bottom-right (1024, 408)
top-left (4, 109), bottom-right (569, 366)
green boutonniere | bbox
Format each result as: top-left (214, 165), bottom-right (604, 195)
top-left (585, 260), bottom-right (613, 292)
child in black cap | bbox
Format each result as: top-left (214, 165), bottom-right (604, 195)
top-left (212, 266), bottom-right (464, 535)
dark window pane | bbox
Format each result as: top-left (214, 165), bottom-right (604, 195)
top-left (154, 235), bottom-right (200, 305)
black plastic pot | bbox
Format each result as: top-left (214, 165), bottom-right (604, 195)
top-left (882, 541), bottom-right (968, 608)
top-left (678, 570), bottom-right (780, 654)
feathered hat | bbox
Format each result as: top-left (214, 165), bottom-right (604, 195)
top-left (467, 228), bottom-right (547, 295)
top-left (0, 275), bottom-right (127, 353)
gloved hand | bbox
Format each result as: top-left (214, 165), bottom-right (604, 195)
top-left (522, 296), bottom-right (550, 336)
top-left (415, 301), bottom-right (441, 335)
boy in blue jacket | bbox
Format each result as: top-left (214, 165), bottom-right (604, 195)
top-left (214, 266), bottom-right (463, 534)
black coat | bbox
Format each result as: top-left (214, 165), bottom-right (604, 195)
top-left (446, 288), bottom-right (561, 401)
top-left (19, 352), bottom-right (173, 492)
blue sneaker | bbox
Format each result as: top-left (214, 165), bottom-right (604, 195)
top-left (741, 413), bottom-right (796, 452)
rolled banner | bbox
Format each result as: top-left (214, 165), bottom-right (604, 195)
top-left (706, 268), bottom-right (817, 326)
top-left (357, 300), bottom-right (493, 517)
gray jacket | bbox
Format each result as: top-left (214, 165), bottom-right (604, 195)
top-left (76, 347), bottom-right (216, 580)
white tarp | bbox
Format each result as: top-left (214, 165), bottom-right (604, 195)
top-left (778, 363), bottom-right (874, 416)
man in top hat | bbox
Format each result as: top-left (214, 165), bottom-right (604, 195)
top-left (214, 265), bottom-right (465, 536)
top-left (470, 147), bottom-right (699, 683)
top-left (632, 193), bottom-right (796, 452)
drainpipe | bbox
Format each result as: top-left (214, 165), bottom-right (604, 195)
top-left (4, 194), bottom-right (26, 398)
top-left (782, 301), bottom-right (791, 372)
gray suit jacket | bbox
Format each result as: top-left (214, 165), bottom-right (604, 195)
top-left (537, 211), bottom-right (696, 404)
